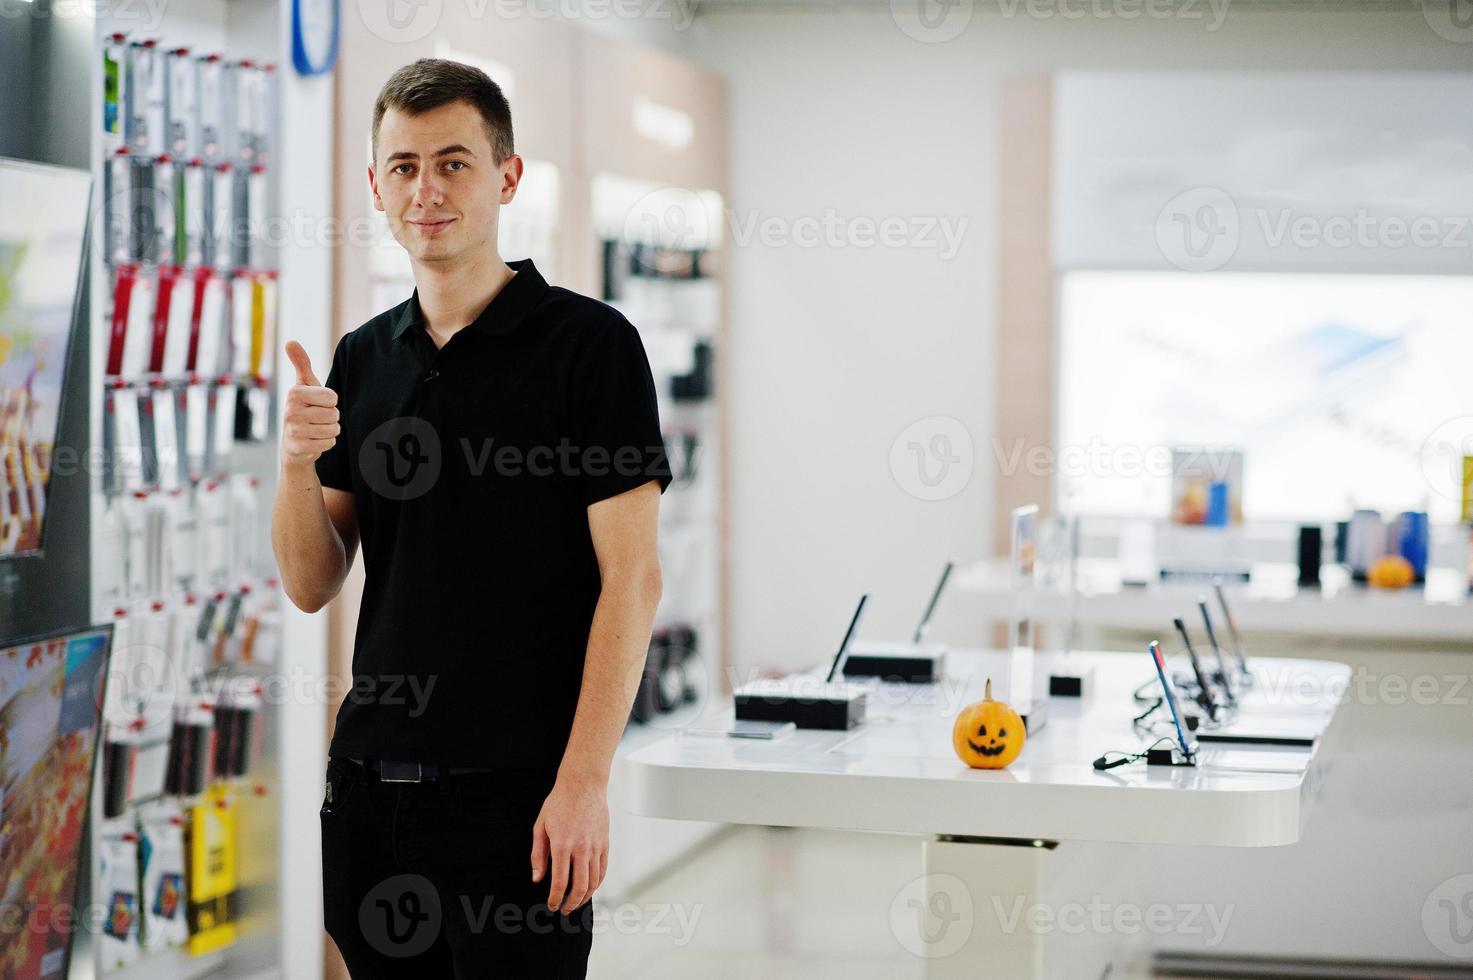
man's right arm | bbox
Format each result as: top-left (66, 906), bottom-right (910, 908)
top-left (271, 341), bottom-right (357, 613)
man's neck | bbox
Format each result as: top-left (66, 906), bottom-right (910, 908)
top-left (411, 248), bottom-right (517, 344)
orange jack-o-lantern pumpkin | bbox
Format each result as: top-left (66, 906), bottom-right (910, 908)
top-left (952, 678), bottom-right (1025, 769)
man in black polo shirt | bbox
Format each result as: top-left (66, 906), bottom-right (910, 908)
top-left (270, 58), bottom-right (670, 977)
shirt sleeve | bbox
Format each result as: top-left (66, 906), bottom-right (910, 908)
top-left (314, 335), bottom-right (353, 492)
top-left (569, 313), bottom-right (673, 507)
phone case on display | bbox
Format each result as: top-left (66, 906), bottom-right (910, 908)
top-left (230, 167), bottom-right (251, 268)
top-left (147, 155), bottom-right (177, 266)
top-left (104, 150), bottom-right (134, 265)
top-left (137, 389), bottom-right (158, 488)
top-left (232, 62), bottom-right (270, 162)
top-left (131, 603), bottom-right (178, 731)
top-left (165, 706), bottom-right (215, 798)
top-left (112, 388), bottom-right (145, 492)
top-left (228, 476), bottom-right (260, 581)
top-left (97, 832), bottom-right (143, 971)
top-left (169, 487), bottom-right (198, 592)
top-left (141, 493), bottom-right (171, 597)
top-left (165, 48), bottom-right (198, 158)
top-left (246, 165), bottom-right (268, 268)
top-left (186, 785), bottom-right (238, 954)
top-left (238, 595), bottom-right (281, 664)
top-left (197, 480), bottom-right (230, 591)
top-left (207, 163), bottom-right (233, 270)
top-left (130, 738), bottom-right (171, 805)
top-left (108, 265), bottom-right (155, 380)
top-left (252, 272), bottom-right (278, 379)
top-left (97, 499), bottom-right (126, 606)
top-left (209, 383), bottom-right (237, 471)
top-left (229, 272), bottom-right (253, 377)
top-left (236, 383), bottom-right (270, 444)
top-left (126, 39), bottom-right (164, 153)
top-left (119, 491), bottom-right (148, 600)
top-left (138, 802), bottom-right (189, 951)
top-left (197, 54), bottom-right (224, 160)
top-left (183, 383), bottom-right (209, 482)
top-left (215, 589), bottom-right (245, 665)
top-left (178, 160), bottom-right (207, 266)
top-left (213, 687), bottom-right (260, 779)
top-left (104, 34), bottom-right (129, 146)
top-left (185, 593), bottom-right (218, 679)
top-left (102, 737), bottom-right (136, 819)
top-left (157, 266), bottom-right (195, 376)
top-left (150, 387), bottom-right (181, 492)
top-left (168, 389), bottom-right (190, 487)
top-left (192, 268), bottom-right (228, 378)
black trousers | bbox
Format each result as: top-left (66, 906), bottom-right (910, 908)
top-left (321, 758), bottom-right (594, 978)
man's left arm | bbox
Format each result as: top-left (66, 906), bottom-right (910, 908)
top-left (530, 479), bottom-right (663, 914)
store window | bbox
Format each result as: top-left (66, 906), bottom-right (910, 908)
top-left (1056, 271), bottom-right (1473, 523)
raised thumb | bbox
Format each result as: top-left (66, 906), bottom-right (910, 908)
top-left (285, 340), bottom-right (320, 387)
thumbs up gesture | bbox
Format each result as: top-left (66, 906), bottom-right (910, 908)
top-left (281, 341), bottom-right (340, 469)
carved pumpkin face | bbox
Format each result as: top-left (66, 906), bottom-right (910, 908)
top-left (952, 678), bottom-right (1025, 769)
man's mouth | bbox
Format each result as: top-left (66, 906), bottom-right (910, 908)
top-left (409, 218), bottom-right (455, 235)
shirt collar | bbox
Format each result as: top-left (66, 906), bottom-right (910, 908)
top-left (391, 258), bottom-right (549, 342)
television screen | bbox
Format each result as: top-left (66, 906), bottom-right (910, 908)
top-left (0, 158), bottom-right (92, 558)
top-left (0, 624), bottom-right (114, 978)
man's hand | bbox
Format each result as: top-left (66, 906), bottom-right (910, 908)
top-left (530, 775), bottom-right (609, 914)
top-left (281, 340), bottom-right (340, 469)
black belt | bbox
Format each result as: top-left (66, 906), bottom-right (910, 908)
top-left (351, 758), bottom-right (498, 783)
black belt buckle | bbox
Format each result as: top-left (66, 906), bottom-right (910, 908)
top-left (379, 760), bottom-right (424, 783)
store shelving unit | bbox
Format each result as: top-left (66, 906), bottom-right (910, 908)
top-left (77, 4), bottom-right (290, 977)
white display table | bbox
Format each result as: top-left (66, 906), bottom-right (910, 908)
top-left (620, 649), bottom-right (1349, 978)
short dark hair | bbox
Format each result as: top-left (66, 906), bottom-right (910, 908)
top-left (372, 58), bottom-right (515, 166)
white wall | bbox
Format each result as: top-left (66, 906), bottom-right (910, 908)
top-left (676, 7), bottom-right (1472, 672)
top-left (1054, 70), bottom-right (1473, 273)
top-left (682, 11), bottom-right (1002, 676)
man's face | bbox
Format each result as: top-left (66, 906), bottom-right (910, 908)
top-left (369, 100), bottom-right (520, 267)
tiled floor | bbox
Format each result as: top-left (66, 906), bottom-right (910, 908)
top-left (587, 825), bottom-right (1217, 979)
top-left (587, 825), bottom-right (931, 979)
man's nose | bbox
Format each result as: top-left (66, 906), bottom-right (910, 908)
top-left (414, 169), bottom-right (445, 206)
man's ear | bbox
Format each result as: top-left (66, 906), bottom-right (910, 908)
top-left (368, 164), bottom-right (384, 212)
top-left (499, 154), bottom-right (524, 206)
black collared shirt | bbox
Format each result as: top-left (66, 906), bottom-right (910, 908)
top-left (315, 258), bottom-right (671, 768)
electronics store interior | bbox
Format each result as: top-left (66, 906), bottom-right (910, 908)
top-left (2, 0), bottom-right (1472, 977)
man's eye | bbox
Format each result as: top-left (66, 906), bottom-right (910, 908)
top-left (445, 161), bottom-right (466, 172)
top-left (393, 164), bottom-right (413, 175)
